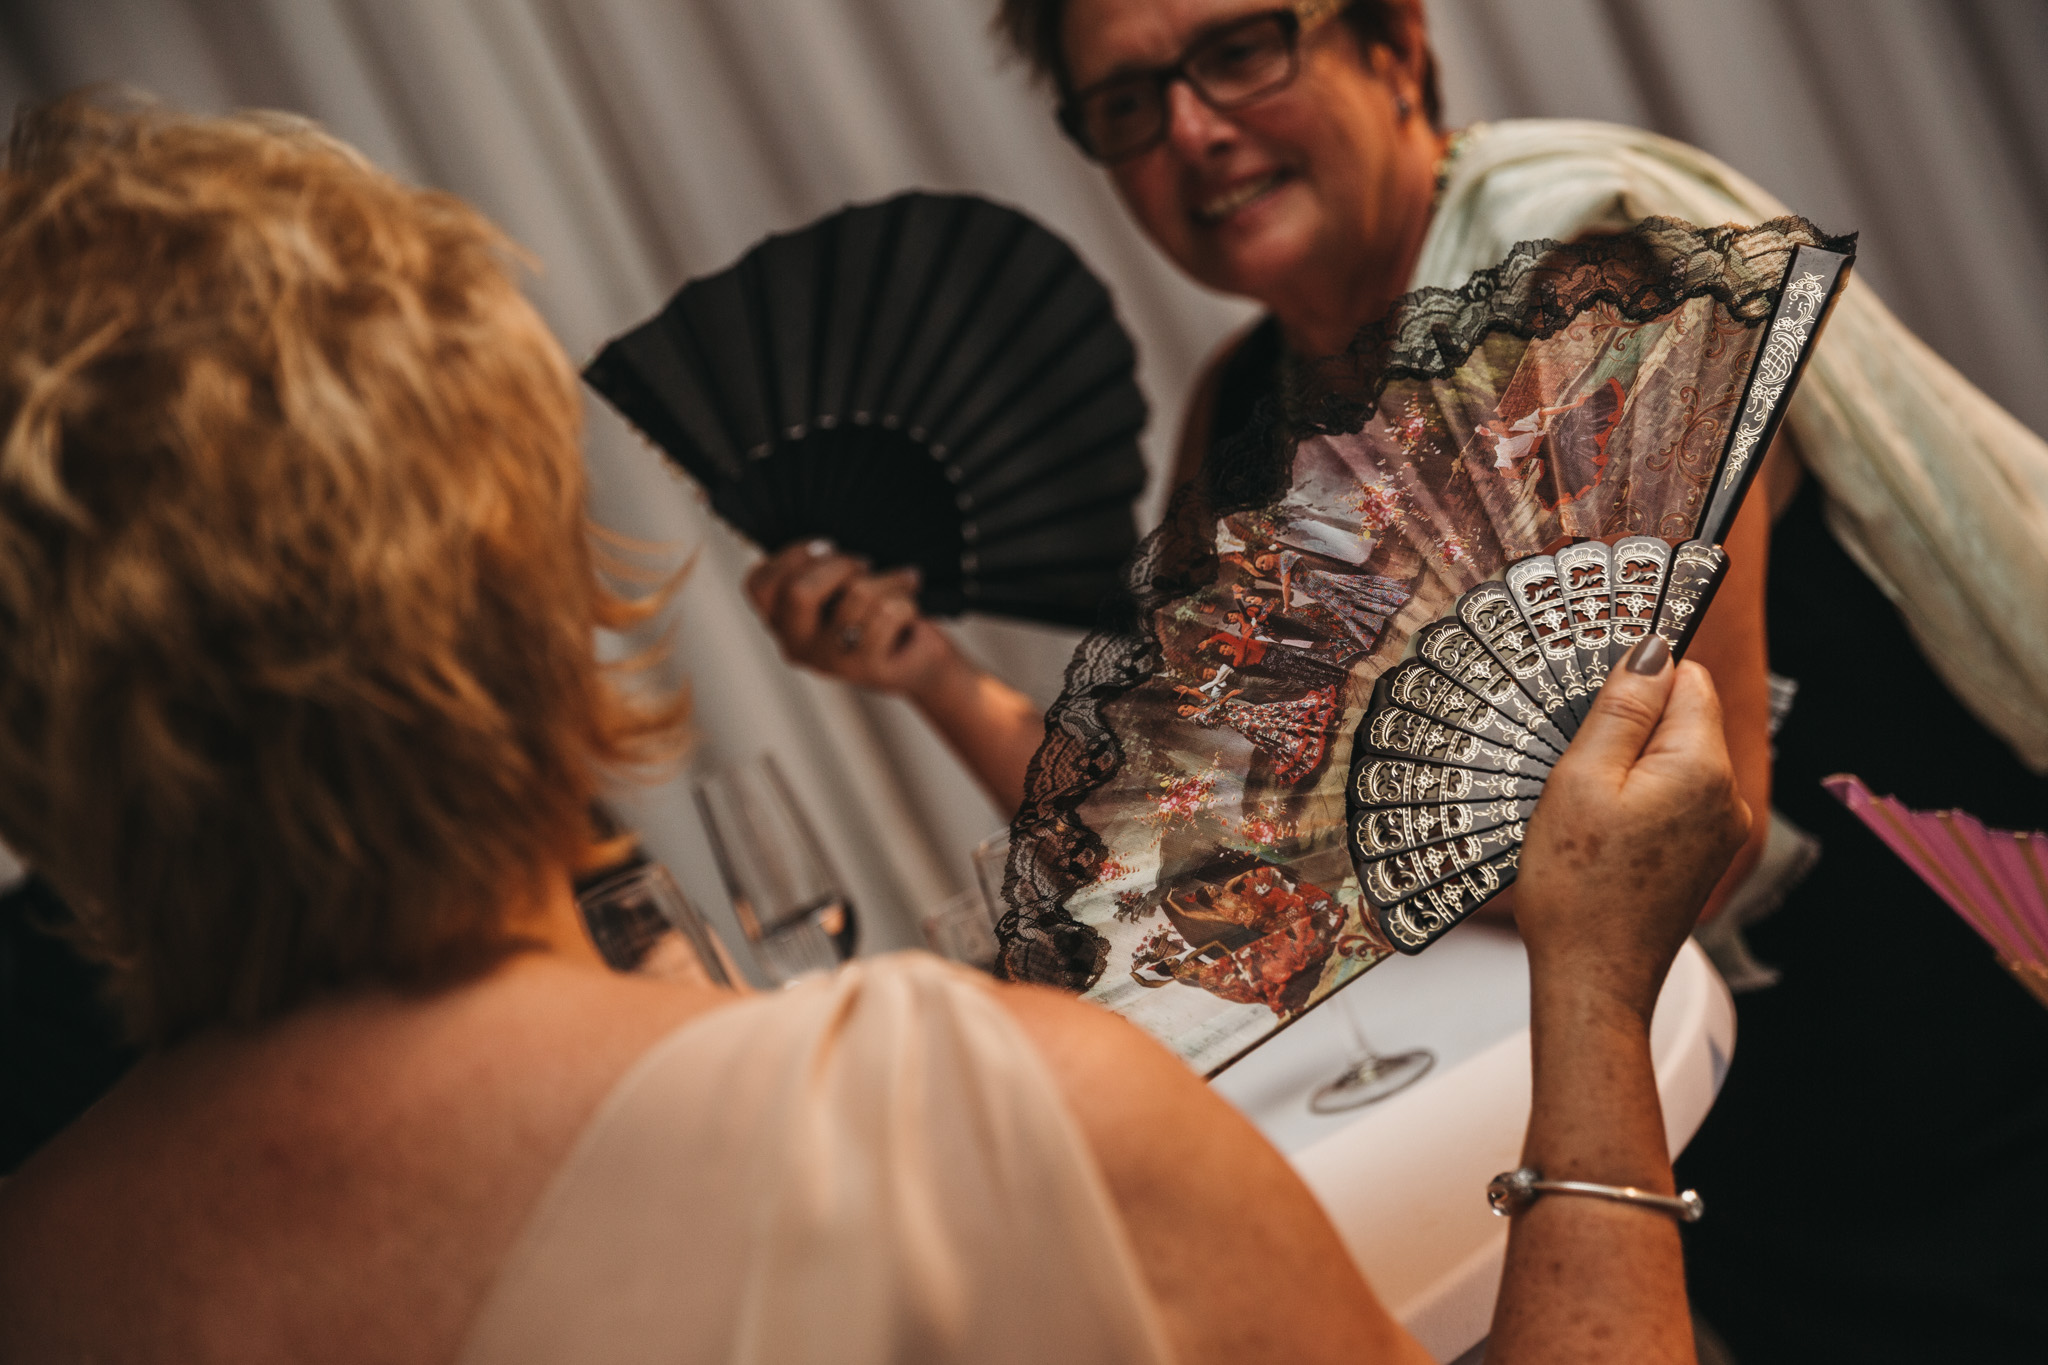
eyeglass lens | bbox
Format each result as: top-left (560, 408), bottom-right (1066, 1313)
top-left (1074, 14), bottom-right (1298, 161)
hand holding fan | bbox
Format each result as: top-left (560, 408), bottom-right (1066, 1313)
top-left (1825, 774), bottom-right (2048, 1009)
top-left (1349, 239), bottom-right (1850, 952)
top-left (584, 193), bottom-right (1148, 628)
top-left (999, 217), bottom-right (1853, 1075)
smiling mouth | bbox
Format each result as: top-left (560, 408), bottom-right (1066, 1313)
top-left (1194, 171), bottom-right (1290, 224)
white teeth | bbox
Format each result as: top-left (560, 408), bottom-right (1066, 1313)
top-left (1198, 173), bottom-right (1283, 222)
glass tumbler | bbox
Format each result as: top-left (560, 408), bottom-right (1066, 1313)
top-left (693, 753), bottom-right (858, 985)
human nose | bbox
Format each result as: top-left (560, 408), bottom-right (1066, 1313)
top-left (1162, 78), bottom-right (1237, 159)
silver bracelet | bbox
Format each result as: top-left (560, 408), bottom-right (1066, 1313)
top-left (1487, 1167), bottom-right (1704, 1224)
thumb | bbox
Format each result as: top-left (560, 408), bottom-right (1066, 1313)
top-left (1566, 635), bottom-right (1678, 775)
top-left (1639, 659), bottom-right (1730, 765)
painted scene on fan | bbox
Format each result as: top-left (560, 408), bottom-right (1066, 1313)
top-left (1055, 290), bottom-right (1769, 1074)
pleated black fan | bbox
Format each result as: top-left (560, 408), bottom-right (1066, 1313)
top-left (996, 217), bottom-right (1852, 1076)
top-left (583, 192), bottom-right (1149, 628)
top-left (1348, 242), bottom-right (1852, 953)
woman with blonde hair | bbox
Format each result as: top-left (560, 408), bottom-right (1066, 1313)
top-left (0, 95), bottom-right (1749, 1363)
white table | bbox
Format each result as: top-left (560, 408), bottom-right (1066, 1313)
top-left (1212, 924), bottom-right (1735, 1363)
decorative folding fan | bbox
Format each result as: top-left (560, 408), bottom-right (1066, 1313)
top-left (1825, 775), bottom-right (2048, 1010)
top-left (583, 192), bottom-right (1148, 628)
top-left (998, 217), bottom-right (1853, 1075)
top-left (1347, 241), bottom-right (1850, 954)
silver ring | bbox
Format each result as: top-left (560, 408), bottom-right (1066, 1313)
top-left (838, 624), bottom-right (863, 652)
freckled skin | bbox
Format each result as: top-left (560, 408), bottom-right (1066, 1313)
top-left (1485, 657), bottom-right (1748, 1364)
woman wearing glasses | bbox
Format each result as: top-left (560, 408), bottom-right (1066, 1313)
top-left (745, 2), bottom-right (2048, 1361)
top-left (744, 0), bottom-right (1467, 821)
top-left (748, 0), bottom-right (1778, 881)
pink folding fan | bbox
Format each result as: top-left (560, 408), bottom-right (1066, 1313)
top-left (1825, 774), bottom-right (2048, 1009)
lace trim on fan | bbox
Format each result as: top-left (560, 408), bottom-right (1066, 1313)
top-left (996, 482), bottom-right (1220, 988)
top-left (996, 215), bottom-right (1853, 989)
top-left (1209, 215), bottom-right (1855, 511)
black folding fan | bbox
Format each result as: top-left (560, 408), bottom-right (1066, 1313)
top-left (583, 192), bottom-right (1149, 628)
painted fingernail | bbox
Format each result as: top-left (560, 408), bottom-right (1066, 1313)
top-left (805, 538), bottom-right (834, 557)
top-left (1626, 634), bottom-right (1671, 675)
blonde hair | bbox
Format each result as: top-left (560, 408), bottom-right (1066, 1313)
top-left (0, 94), bottom-right (683, 1043)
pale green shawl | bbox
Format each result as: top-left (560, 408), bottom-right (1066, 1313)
top-left (1413, 118), bottom-right (2048, 773)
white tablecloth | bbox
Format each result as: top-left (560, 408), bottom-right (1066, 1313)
top-left (1213, 926), bottom-right (1735, 1363)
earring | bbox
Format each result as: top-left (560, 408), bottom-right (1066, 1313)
top-left (1394, 92), bottom-right (1413, 121)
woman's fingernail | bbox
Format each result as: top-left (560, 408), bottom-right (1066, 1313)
top-left (1627, 634), bottom-right (1671, 675)
top-left (804, 538), bottom-right (834, 557)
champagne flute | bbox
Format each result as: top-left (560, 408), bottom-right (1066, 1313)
top-left (693, 753), bottom-right (858, 985)
top-left (920, 889), bottom-right (998, 970)
top-left (1309, 985), bottom-right (1435, 1113)
top-left (905, 829), bottom-right (1012, 974)
top-left (971, 829), bottom-right (1011, 927)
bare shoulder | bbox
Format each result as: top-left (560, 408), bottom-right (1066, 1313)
top-left (0, 959), bottom-right (733, 1365)
top-left (991, 983), bottom-right (1432, 1365)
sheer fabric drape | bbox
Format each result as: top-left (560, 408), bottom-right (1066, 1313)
top-left (456, 954), bottom-right (1173, 1365)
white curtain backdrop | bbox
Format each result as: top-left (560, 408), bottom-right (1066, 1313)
top-left (2, 0), bottom-right (2040, 955)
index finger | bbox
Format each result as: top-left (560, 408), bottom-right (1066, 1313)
top-left (873, 566), bottom-right (921, 599)
top-left (743, 538), bottom-right (836, 610)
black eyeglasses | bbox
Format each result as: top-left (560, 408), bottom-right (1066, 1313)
top-left (1058, 0), bottom-right (1352, 164)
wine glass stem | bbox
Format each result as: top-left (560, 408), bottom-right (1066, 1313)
top-left (1342, 997), bottom-right (1380, 1066)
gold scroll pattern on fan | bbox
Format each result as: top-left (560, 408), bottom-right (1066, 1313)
top-left (1364, 709), bottom-right (1552, 776)
top-left (1456, 585), bottom-right (1570, 723)
top-left (1379, 848), bottom-right (1521, 950)
top-left (1719, 270), bottom-right (1829, 492)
